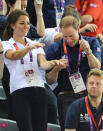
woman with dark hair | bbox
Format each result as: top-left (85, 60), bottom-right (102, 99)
top-left (5, 0), bottom-right (45, 39)
top-left (1, 0), bottom-right (59, 124)
top-left (3, 9), bottom-right (65, 131)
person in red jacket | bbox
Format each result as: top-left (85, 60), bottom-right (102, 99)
top-left (75, 0), bottom-right (103, 37)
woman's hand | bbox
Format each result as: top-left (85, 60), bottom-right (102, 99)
top-left (29, 43), bottom-right (45, 50)
top-left (34, 0), bottom-right (43, 15)
top-left (38, 53), bottom-right (68, 70)
top-left (48, 59), bottom-right (68, 70)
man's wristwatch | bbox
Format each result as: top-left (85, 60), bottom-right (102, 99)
top-left (86, 49), bottom-right (92, 56)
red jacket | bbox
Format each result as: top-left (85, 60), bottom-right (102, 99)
top-left (75, 0), bottom-right (103, 37)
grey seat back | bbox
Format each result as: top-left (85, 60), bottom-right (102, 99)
top-left (47, 123), bottom-right (61, 131)
top-left (0, 118), bottom-right (19, 131)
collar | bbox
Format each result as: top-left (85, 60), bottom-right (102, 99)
top-left (87, 96), bottom-right (103, 111)
top-left (8, 37), bottom-right (33, 46)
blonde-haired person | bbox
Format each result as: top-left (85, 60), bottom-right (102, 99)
top-left (65, 68), bottom-right (103, 131)
top-left (45, 15), bottom-right (101, 131)
top-left (0, 39), bottom-right (4, 79)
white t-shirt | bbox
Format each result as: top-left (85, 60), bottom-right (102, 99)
top-left (38, 27), bottom-right (59, 53)
top-left (3, 37), bottom-right (45, 94)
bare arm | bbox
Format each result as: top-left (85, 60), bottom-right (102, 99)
top-left (54, 33), bottom-right (63, 42)
top-left (37, 54), bottom-right (64, 70)
top-left (5, 43), bottom-right (45, 60)
top-left (79, 39), bottom-right (101, 69)
top-left (87, 53), bottom-right (101, 69)
top-left (8, 0), bottom-right (21, 15)
top-left (45, 59), bottom-right (67, 84)
top-left (81, 15), bottom-right (93, 26)
top-left (46, 66), bottom-right (60, 84)
top-left (65, 129), bottom-right (76, 131)
top-left (34, 0), bottom-right (45, 37)
top-left (0, 40), bottom-right (4, 79)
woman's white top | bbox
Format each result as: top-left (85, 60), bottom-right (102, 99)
top-left (3, 37), bottom-right (45, 94)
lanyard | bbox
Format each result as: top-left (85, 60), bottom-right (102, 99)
top-left (75, 0), bottom-right (88, 15)
top-left (0, 0), bottom-right (3, 11)
top-left (85, 96), bottom-right (103, 131)
top-left (80, 0), bottom-right (88, 15)
top-left (13, 43), bottom-right (33, 64)
top-left (53, 0), bottom-right (65, 13)
top-left (63, 39), bottom-right (82, 71)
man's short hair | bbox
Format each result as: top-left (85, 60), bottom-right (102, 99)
top-left (60, 16), bottom-right (80, 30)
top-left (87, 68), bottom-right (103, 82)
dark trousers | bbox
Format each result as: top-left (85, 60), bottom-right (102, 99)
top-left (11, 87), bottom-right (48, 131)
top-left (57, 93), bottom-right (87, 131)
top-left (2, 65), bottom-right (58, 124)
top-left (45, 83), bottom-right (58, 124)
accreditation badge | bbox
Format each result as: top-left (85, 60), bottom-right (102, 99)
top-left (24, 63), bottom-right (39, 86)
top-left (69, 72), bottom-right (86, 93)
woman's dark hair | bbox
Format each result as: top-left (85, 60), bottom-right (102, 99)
top-left (5, 0), bottom-right (16, 14)
top-left (5, 0), bottom-right (16, 6)
top-left (3, 9), bottom-right (29, 40)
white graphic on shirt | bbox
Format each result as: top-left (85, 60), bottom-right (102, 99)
top-left (80, 113), bottom-right (89, 122)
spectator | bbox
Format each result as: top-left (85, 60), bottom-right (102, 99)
top-left (2, 9), bottom-right (64, 131)
top-left (39, 7), bottom-right (98, 47)
top-left (6, 0), bottom-right (45, 39)
top-left (27, 0), bottom-right (65, 28)
top-left (45, 15), bottom-right (101, 131)
top-left (0, 39), bottom-right (4, 79)
top-left (38, 8), bottom-right (82, 52)
top-left (2, 0), bottom-right (59, 124)
top-left (75, 0), bottom-right (103, 37)
top-left (65, 68), bottom-right (103, 131)
top-left (0, 0), bottom-right (7, 40)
